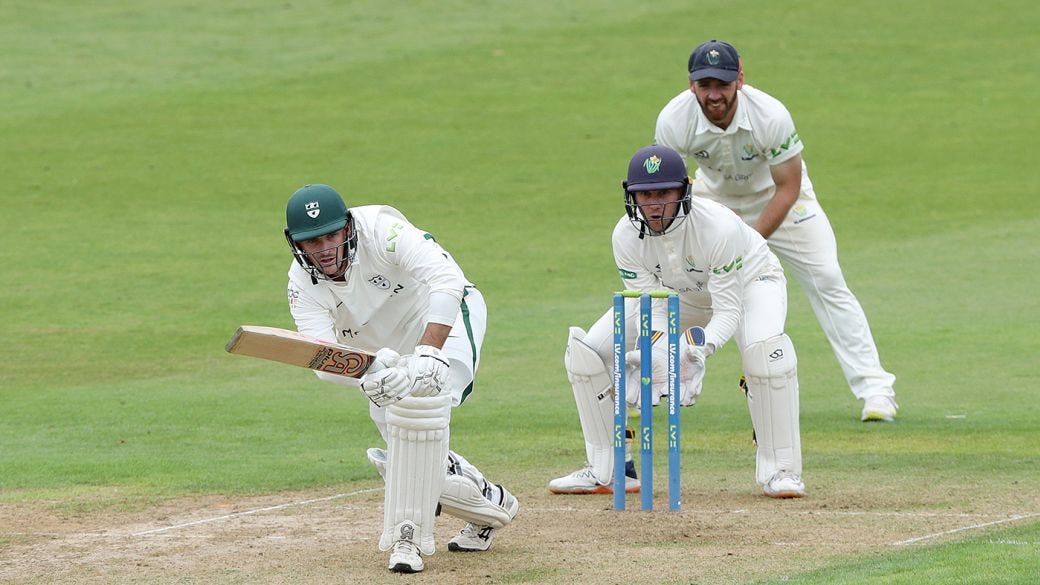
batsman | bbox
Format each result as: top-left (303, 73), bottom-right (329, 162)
top-left (549, 145), bottom-right (806, 499)
top-left (282, 184), bottom-right (518, 574)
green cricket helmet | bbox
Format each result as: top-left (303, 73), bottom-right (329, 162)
top-left (283, 184), bottom-right (357, 282)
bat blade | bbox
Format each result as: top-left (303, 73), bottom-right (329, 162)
top-left (225, 325), bottom-right (374, 379)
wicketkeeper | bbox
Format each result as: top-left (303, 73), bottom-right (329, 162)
top-left (549, 145), bottom-right (806, 498)
top-left (283, 184), bottom-right (518, 574)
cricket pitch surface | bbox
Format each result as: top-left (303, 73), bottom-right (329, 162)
top-left (2, 477), bottom-right (1037, 584)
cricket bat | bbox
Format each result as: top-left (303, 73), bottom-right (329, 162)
top-left (225, 325), bottom-right (375, 379)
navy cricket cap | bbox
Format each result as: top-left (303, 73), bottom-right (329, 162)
top-left (624, 145), bottom-right (688, 192)
top-left (688, 39), bottom-right (740, 82)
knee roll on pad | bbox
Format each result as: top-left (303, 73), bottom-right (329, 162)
top-left (742, 333), bottom-right (797, 379)
top-left (385, 394), bottom-right (453, 431)
top-left (564, 326), bottom-right (615, 484)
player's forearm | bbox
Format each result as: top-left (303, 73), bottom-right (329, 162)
top-left (418, 322), bottom-right (453, 349)
top-left (757, 156), bottom-right (802, 238)
top-left (754, 189), bottom-right (798, 238)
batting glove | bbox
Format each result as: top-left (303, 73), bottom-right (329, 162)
top-left (623, 332), bottom-right (670, 408)
top-left (679, 327), bottom-right (710, 406)
top-left (406, 345), bottom-right (450, 398)
top-left (359, 348), bottom-right (412, 407)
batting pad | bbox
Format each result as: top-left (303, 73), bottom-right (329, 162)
top-left (379, 394), bottom-right (452, 555)
top-left (742, 333), bottom-right (802, 485)
top-left (565, 327), bottom-right (615, 484)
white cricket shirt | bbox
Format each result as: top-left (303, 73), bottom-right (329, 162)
top-left (287, 205), bottom-right (471, 359)
top-left (655, 84), bottom-right (814, 201)
top-left (612, 197), bottom-right (783, 350)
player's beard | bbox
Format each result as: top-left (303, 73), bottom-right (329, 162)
top-left (697, 93), bottom-right (736, 126)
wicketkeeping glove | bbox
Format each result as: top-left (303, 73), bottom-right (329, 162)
top-left (623, 332), bottom-right (670, 408)
top-left (406, 345), bottom-right (450, 397)
top-left (359, 348), bottom-right (412, 407)
top-left (679, 326), bottom-right (708, 406)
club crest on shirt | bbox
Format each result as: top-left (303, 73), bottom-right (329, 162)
top-left (368, 274), bottom-right (392, 290)
top-left (741, 144), bottom-right (759, 161)
top-left (684, 255), bottom-right (704, 273)
top-left (792, 204), bottom-right (817, 224)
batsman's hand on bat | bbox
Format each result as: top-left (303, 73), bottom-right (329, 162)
top-left (679, 326), bottom-right (711, 406)
top-left (406, 345), bottom-right (450, 397)
top-left (359, 348), bottom-right (412, 407)
top-left (623, 333), bottom-right (670, 408)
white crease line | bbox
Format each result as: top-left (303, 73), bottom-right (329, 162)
top-left (131, 487), bottom-right (381, 537)
top-left (893, 512), bottom-right (1040, 546)
top-left (524, 506), bottom-right (1017, 519)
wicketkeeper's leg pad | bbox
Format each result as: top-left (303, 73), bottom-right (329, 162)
top-left (565, 326), bottom-right (615, 484)
top-left (742, 333), bottom-right (802, 485)
top-left (379, 394), bottom-right (452, 555)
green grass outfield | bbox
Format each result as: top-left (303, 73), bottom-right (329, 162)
top-left (1, 1), bottom-right (1038, 583)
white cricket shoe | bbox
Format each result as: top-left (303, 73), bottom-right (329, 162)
top-left (448, 483), bottom-right (519, 552)
top-left (861, 395), bottom-right (898, 422)
top-left (763, 471), bottom-right (806, 499)
top-left (387, 521), bottom-right (424, 573)
top-left (548, 461), bottom-right (640, 495)
top-left (448, 523), bottom-right (496, 552)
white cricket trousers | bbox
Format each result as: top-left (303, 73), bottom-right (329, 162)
top-left (700, 184), bottom-right (896, 400)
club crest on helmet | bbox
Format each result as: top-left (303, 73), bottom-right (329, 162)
top-left (622, 145), bottom-right (692, 238)
top-left (284, 184), bottom-right (358, 283)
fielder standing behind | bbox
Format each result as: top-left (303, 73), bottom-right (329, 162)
top-left (282, 184), bottom-right (518, 574)
top-left (654, 40), bottom-right (898, 422)
top-left (549, 145), bottom-right (805, 498)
